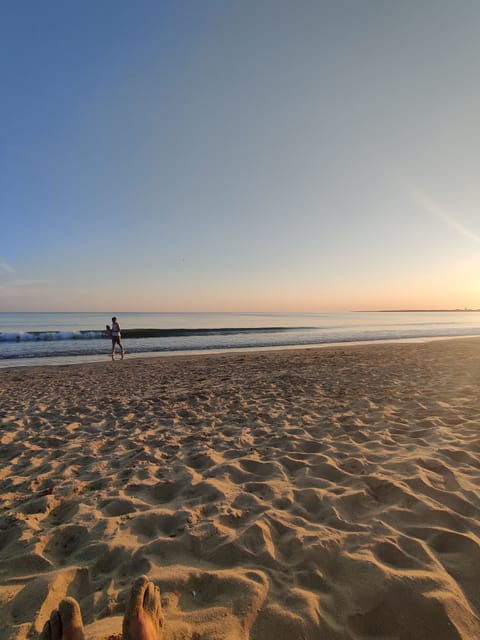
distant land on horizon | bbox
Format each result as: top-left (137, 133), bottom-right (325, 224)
top-left (359, 309), bottom-right (480, 313)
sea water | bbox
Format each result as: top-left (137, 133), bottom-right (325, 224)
top-left (1, 311), bottom-right (480, 368)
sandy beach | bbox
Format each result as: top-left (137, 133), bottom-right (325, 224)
top-left (1, 339), bottom-right (480, 639)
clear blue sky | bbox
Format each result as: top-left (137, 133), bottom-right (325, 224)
top-left (2, 1), bottom-right (480, 311)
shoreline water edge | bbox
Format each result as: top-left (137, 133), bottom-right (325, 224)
top-left (1, 310), bottom-right (480, 368)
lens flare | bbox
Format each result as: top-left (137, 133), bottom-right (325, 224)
top-left (411, 188), bottom-right (480, 245)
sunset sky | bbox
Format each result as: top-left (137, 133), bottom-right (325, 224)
top-left (2, 1), bottom-right (480, 312)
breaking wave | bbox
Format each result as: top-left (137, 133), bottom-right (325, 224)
top-left (0, 326), bottom-right (306, 343)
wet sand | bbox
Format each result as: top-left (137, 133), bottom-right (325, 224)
top-left (1, 339), bottom-right (480, 639)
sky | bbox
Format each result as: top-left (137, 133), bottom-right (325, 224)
top-left (2, 0), bottom-right (480, 312)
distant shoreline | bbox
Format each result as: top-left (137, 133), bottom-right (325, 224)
top-left (358, 309), bottom-right (480, 313)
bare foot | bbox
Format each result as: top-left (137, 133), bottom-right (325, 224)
top-left (40, 597), bottom-right (85, 640)
top-left (123, 575), bottom-right (164, 640)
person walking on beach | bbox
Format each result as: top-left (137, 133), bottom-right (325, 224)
top-left (108, 316), bottom-right (125, 361)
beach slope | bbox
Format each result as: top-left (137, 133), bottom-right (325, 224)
top-left (1, 340), bottom-right (480, 639)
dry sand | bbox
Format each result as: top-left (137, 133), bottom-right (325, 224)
top-left (1, 339), bottom-right (480, 639)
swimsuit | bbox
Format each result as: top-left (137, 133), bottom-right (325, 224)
top-left (111, 323), bottom-right (121, 344)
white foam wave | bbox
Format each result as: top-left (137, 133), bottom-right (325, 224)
top-left (0, 331), bottom-right (104, 342)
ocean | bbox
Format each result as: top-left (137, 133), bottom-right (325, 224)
top-left (1, 310), bottom-right (480, 368)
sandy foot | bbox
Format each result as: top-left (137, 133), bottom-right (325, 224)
top-left (40, 598), bottom-right (85, 640)
top-left (123, 576), bottom-right (163, 640)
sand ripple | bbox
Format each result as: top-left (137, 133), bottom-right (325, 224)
top-left (1, 341), bottom-right (480, 638)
